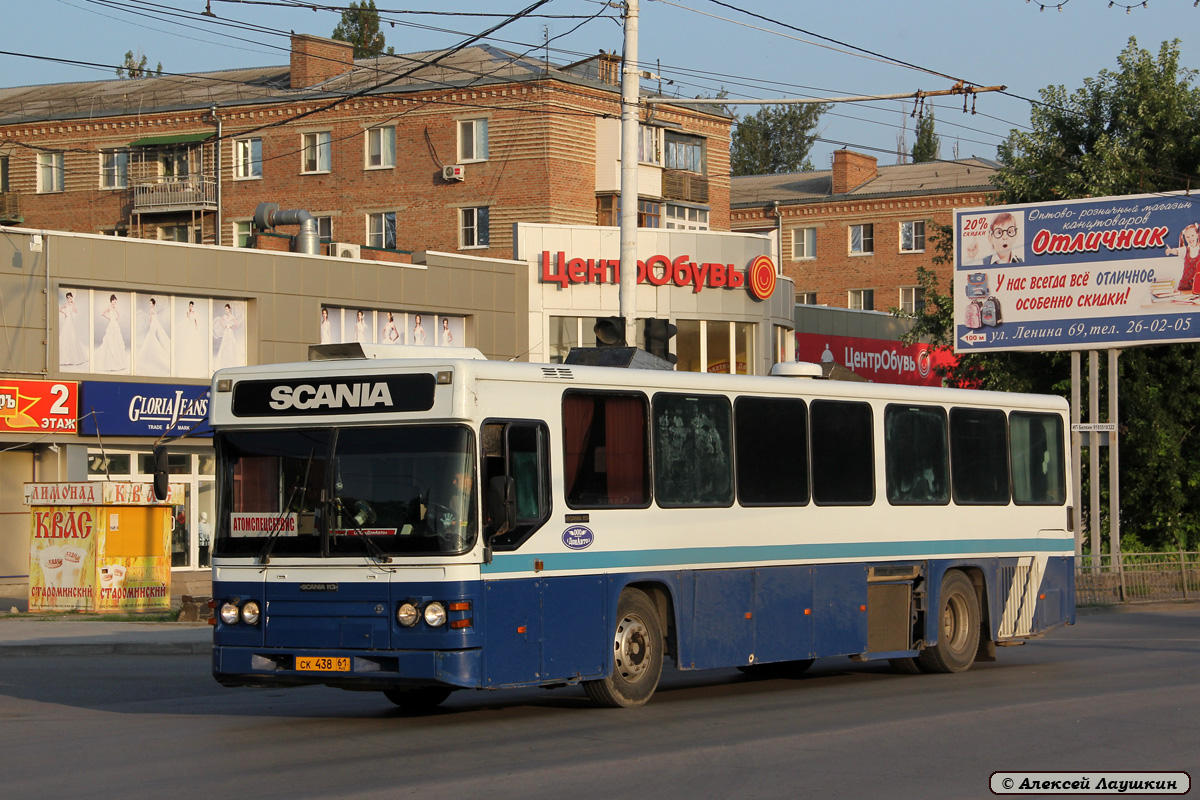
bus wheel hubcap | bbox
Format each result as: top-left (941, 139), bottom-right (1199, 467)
top-left (615, 614), bottom-right (650, 682)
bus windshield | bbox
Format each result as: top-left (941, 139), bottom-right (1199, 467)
top-left (214, 425), bottom-right (477, 558)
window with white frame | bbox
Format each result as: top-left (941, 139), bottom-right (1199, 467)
top-left (664, 205), bottom-right (709, 230)
top-left (233, 137), bottom-right (262, 179)
top-left (457, 118), bottom-right (488, 162)
top-left (849, 223), bottom-right (874, 254)
top-left (316, 215), bottom-right (332, 242)
top-left (849, 289), bottom-right (875, 311)
top-left (99, 150), bottom-right (128, 189)
top-left (234, 221), bottom-right (253, 248)
top-left (365, 125), bottom-right (395, 169)
top-left (37, 152), bottom-right (64, 193)
top-left (367, 211), bottom-right (396, 249)
top-left (301, 131), bottom-right (331, 173)
top-left (899, 286), bottom-right (925, 314)
top-left (900, 220), bottom-right (925, 253)
top-left (460, 206), bottom-right (489, 248)
top-left (638, 125), bottom-right (661, 165)
top-left (160, 149), bottom-right (190, 179)
top-left (664, 131), bottom-right (705, 173)
top-left (796, 292), bottom-right (818, 305)
top-left (791, 227), bottom-right (816, 259)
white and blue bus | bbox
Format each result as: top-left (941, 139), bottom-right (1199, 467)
top-left (207, 345), bottom-right (1074, 709)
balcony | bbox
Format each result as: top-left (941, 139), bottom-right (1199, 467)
top-left (0, 192), bottom-right (20, 224)
top-left (132, 177), bottom-right (217, 214)
top-left (662, 170), bottom-right (709, 204)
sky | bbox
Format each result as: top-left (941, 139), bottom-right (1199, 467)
top-left (2, 0), bottom-right (1197, 169)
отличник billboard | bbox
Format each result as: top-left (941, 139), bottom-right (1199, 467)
top-left (954, 192), bottom-right (1200, 352)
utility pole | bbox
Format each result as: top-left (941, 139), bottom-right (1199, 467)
top-left (619, 0), bottom-right (639, 344)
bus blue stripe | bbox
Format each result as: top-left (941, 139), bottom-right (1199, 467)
top-left (483, 537), bottom-right (1073, 573)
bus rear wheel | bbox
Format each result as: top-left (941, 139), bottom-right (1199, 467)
top-left (383, 686), bottom-right (452, 712)
top-left (917, 571), bottom-right (981, 674)
top-left (583, 589), bottom-right (664, 708)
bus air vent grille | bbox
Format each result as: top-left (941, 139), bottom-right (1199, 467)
top-left (541, 368), bottom-right (574, 380)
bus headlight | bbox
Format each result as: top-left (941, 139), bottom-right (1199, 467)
top-left (220, 602), bottom-right (240, 625)
top-left (424, 602), bottom-right (447, 627)
top-left (240, 600), bottom-right (261, 625)
top-left (397, 602), bottom-right (420, 627)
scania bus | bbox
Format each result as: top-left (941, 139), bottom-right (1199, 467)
top-left (206, 345), bottom-right (1074, 709)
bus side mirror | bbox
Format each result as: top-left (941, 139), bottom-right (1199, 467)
top-left (152, 444), bottom-right (170, 501)
top-left (487, 476), bottom-right (516, 539)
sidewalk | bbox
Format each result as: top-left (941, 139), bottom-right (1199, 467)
top-left (0, 574), bottom-right (213, 657)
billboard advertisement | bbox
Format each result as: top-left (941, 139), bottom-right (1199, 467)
top-left (954, 192), bottom-right (1200, 352)
top-left (795, 333), bottom-right (955, 386)
top-left (0, 380), bottom-right (78, 434)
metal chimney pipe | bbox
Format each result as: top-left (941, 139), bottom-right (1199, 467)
top-left (253, 202), bottom-right (320, 255)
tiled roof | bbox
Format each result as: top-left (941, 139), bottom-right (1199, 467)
top-left (731, 157), bottom-right (999, 208)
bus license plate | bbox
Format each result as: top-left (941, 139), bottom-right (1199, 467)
top-left (296, 656), bottom-right (350, 672)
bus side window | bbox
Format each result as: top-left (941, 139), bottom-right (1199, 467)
top-left (485, 421), bottom-right (551, 550)
top-left (652, 393), bottom-right (734, 508)
top-left (811, 400), bottom-right (874, 505)
top-left (1010, 412), bottom-right (1065, 505)
top-left (562, 392), bottom-right (650, 508)
top-left (735, 396), bottom-right (808, 506)
top-left (884, 404), bottom-right (949, 505)
top-left (950, 407), bottom-right (1010, 504)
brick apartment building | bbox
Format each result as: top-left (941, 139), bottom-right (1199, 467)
top-left (730, 149), bottom-right (998, 314)
top-left (0, 34), bottom-right (729, 259)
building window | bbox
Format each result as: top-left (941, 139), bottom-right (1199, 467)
top-left (159, 224), bottom-right (196, 243)
top-left (457, 118), bottom-right (488, 162)
top-left (664, 131), bottom-right (705, 173)
top-left (233, 137), bottom-right (262, 179)
top-left (365, 125), bottom-right (395, 169)
top-left (639, 125), bottom-right (660, 165)
top-left (234, 221), bottom-right (253, 248)
top-left (791, 227), bottom-right (816, 259)
top-left (849, 289), bottom-right (875, 311)
top-left (99, 150), bottom-right (128, 189)
top-left (367, 211), bottom-right (396, 249)
top-left (37, 152), bottom-right (64, 193)
top-left (664, 204), bottom-right (709, 230)
top-left (316, 215), bottom-right (332, 243)
top-left (638, 200), bottom-right (660, 228)
top-left (900, 220), bottom-right (925, 253)
top-left (0, 155), bottom-right (9, 192)
top-left (460, 206), bottom-right (489, 248)
top-left (301, 131), bottom-right (331, 173)
top-left (160, 149), bottom-right (190, 179)
top-left (597, 195), bottom-right (617, 227)
top-left (899, 286), bottom-right (925, 314)
top-left (796, 292), bottom-right (818, 305)
top-left (849, 223), bottom-right (874, 254)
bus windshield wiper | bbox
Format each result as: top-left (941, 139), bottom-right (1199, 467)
top-left (259, 447), bottom-right (315, 565)
top-left (333, 497), bottom-right (392, 564)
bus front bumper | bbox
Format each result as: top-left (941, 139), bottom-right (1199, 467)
top-left (212, 645), bottom-right (482, 690)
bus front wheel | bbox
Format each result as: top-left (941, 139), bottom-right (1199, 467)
top-left (918, 571), bottom-right (981, 674)
top-left (584, 589), bottom-right (664, 708)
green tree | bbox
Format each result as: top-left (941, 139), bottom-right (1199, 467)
top-left (729, 103), bottom-right (828, 176)
top-left (332, 1), bottom-right (390, 58)
top-left (116, 50), bottom-right (162, 79)
top-left (903, 38), bottom-right (1200, 550)
top-left (910, 109), bottom-right (940, 163)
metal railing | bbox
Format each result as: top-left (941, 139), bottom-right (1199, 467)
top-left (1075, 551), bottom-right (1199, 606)
top-left (132, 177), bottom-right (217, 212)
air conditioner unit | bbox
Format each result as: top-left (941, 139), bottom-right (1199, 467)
top-left (443, 164), bottom-right (465, 181)
top-left (329, 242), bottom-right (361, 259)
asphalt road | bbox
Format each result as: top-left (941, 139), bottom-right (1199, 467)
top-left (1, 605), bottom-right (1196, 800)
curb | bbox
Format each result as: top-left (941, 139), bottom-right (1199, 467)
top-left (0, 641), bottom-right (211, 657)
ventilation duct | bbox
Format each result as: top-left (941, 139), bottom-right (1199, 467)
top-left (253, 202), bottom-right (321, 255)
